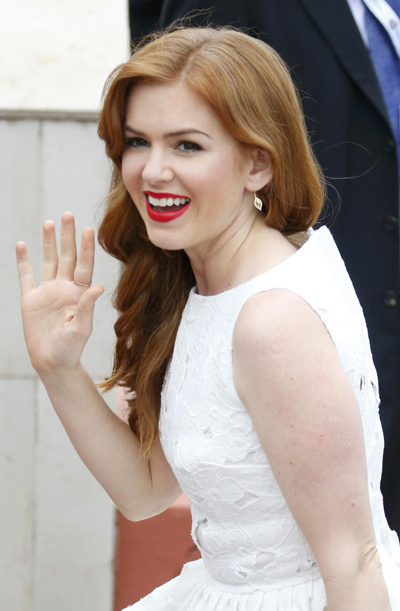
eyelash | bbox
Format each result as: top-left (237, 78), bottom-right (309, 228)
top-left (177, 141), bottom-right (202, 152)
top-left (123, 137), bottom-right (203, 153)
top-left (124, 137), bottom-right (148, 148)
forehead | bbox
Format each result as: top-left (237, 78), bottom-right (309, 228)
top-left (125, 80), bottom-right (226, 134)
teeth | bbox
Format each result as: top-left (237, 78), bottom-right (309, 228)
top-left (147, 195), bottom-right (190, 207)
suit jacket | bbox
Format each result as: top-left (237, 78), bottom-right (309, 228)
top-left (129, 0), bottom-right (164, 40)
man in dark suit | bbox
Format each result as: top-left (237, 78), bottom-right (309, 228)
top-left (129, 0), bottom-right (400, 533)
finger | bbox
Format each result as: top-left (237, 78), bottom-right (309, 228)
top-left (42, 220), bottom-right (59, 282)
top-left (16, 241), bottom-right (36, 295)
top-left (56, 212), bottom-right (77, 281)
top-left (73, 285), bottom-right (104, 336)
top-left (74, 227), bottom-right (95, 287)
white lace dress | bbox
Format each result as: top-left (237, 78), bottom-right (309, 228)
top-left (124, 227), bottom-right (400, 610)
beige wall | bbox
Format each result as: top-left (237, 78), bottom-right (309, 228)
top-left (0, 113), bottom-right (120, 611)
top-left (0, 0), bottom-right (129, 111)
top-left (0, 2), bottom-right (129, 610)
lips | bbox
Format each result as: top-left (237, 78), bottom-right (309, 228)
top-left (144, 191), bottom-right (191, 223)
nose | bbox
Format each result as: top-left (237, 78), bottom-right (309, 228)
top-left (141, 148), bottom-right (174, 185)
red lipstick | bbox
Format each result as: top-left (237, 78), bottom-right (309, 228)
top-left (146, 200), bottom-right (190, 222)
top-left (144, 192), bottom-right (191, 223)
top-left (145, 191), bottom-right (190, 199)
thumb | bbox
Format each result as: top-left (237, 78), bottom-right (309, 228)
top-left (74, 284), bottom-right (104, 331)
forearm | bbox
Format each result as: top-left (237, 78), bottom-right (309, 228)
top-left (40, 364), bottom-right (155, 518)
top-left (17, 217), bottom-right (180, 518)
top-left (324, 550), bottom-right (391, 611)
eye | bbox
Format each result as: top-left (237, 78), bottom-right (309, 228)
top-left (177, 140), bottom-right (203, 153)
top-left (124, 137), bottom-right (149, 148)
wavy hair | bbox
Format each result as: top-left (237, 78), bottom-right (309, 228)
top-left (97, 26), bottom-right (325, 457)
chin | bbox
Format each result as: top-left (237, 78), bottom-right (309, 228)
top-left (146, 227), bottom-right (190, 251)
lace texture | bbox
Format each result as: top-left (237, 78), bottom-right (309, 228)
top-left (124, 227), bottom-right (400, 611)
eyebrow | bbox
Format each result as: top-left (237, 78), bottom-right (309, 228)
top-left (124, 125), bottom-right (211, 139)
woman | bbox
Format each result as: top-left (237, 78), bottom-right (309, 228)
top-left (16, 27), bottom-right (400, 610)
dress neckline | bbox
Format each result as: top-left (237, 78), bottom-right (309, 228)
top-left (190, 226), bottom-right (328, 302)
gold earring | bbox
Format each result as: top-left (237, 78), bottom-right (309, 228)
top-left (253, 189), bottom-right (263, 211)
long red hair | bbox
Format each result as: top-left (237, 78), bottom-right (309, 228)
top-left (97, 26), bottom-right (325, 457)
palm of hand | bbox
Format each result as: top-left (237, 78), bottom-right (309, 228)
top-left (21, 281), bottom-right (86, 371)
top-left (16, 213), bottom-right (104, 376)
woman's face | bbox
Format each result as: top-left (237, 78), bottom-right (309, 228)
top-left (121, 80), bottom-right (258, 254)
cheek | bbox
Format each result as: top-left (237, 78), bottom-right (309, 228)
top-left (121, 157), bottom-right (140, 192)
top-left (202, 163), bottom-right (242, 204)
top-left (195, 162), bottom-right (226, 196)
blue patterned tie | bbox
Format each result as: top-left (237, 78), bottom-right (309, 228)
top-left (364, 0), bottom-right (400, 232)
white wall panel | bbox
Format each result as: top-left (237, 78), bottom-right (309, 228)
top-left (0, 120), bottom-right (43, 378)
top-left (32, 383), bottom-right (115, 611)
top-left (1, 115), bottom-right (120, 611)
top-left (0, 379), bottom-right (36, 611)
top-left (1, 2), bottom-right (129, 607)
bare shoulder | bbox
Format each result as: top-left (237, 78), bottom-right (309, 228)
top-left (233, 289), bottom-right (335, 362)
top-left (232, 287), bottom-right (354, 426)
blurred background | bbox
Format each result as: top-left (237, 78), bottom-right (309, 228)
top-left (0, 2), bottom-right (126, 609)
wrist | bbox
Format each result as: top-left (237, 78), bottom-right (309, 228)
top-left (38, 362), bottom-right (87, 390)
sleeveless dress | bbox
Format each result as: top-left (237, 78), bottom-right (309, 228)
top-left (124, 227), bottom-right (400, 610)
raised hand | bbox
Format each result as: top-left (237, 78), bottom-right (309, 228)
top-left (16, 212), bottom-right (104, 376)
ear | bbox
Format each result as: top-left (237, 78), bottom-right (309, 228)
top-left (245, 148), bottom-right (273, 192)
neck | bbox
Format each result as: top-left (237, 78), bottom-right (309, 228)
top-left (186, 214), bottom-right (285, 296)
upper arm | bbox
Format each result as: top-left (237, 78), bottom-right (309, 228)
top-left (232, 290), bottom-right (377, 579)
top-left (148, 435), bottom-right (183, 513)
